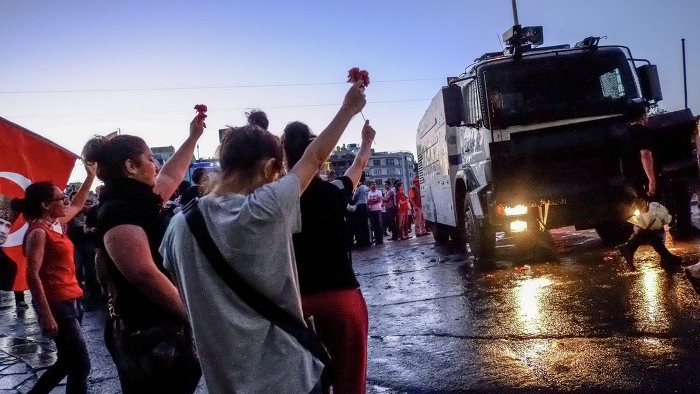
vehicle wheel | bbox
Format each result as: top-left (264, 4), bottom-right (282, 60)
top-left (595, 220), bottom-right (633, 245)
top-left (465, 202), bottom-right (495, 261)
top-left (431, 222), bottom-right (450, 245)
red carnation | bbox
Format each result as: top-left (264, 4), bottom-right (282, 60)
top-left (347, 67), bottom-right (370, 87)
top-left (194, 104), bottom-right (208, 120)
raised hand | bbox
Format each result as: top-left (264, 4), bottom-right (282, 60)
top-left (342, 80), bottom-right (367, 116)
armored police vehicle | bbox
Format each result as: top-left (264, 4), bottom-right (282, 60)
top-left (416, 24), bottom-right (697, 261)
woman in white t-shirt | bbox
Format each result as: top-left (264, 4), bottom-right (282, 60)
top-left (161, 81), bottom-right (366, 394)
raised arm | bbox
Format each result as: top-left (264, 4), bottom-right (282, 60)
top-left (344, 120), bottom-right (376, 186)
top-left (290, 80), bottom-right (366, 193)
top-left (59, 161), bottom-right (96, 225)
top-left (153, 116), bottom-right (205, 201)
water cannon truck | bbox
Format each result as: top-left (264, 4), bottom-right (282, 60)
top-left (416, 22), bottom-right (698, 261)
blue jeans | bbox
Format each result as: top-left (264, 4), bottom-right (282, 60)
top-left (29, 299), bottom-right (90, 394)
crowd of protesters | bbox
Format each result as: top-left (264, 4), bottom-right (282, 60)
top-left (3, 77), bottom-right (700, 394)
top-left (0, 79), bottom-right (377, 394)
top-left (347, 176), bottom-right (429, 247)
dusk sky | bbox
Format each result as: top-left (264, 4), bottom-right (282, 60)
top-left (2, 0), bottom-right (699, 183)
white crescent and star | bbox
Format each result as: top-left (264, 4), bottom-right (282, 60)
top-left (0, 171), bottom-right (32, 247)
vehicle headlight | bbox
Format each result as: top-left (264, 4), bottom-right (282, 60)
top-left (497, 204), bottom-right (528, 216)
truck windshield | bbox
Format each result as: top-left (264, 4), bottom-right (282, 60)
top-left (481, 48), bottom-right (638, 129)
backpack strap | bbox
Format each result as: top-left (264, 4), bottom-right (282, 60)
top-left (182, 200), bottom-right (332, 369)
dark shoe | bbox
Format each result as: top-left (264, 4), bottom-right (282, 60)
top-left (684, 268), bottom-right (700, 296)
top-left (390, 237), bottom-right (399, 241)
top-left (375, 241), bottom-right (383, 245)
top-left (616, 243), bottom-right (636, 271)
top-left (660, 254), bottom-right (683, 270)
top-left (15, 300), bottom-right (28, 309)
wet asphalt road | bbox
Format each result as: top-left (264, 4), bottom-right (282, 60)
top-left (358, 225), bottom-right (700, 393)
top-left (3, 220), bottom-right (700, 393)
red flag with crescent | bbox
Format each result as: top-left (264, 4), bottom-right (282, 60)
top-left (0, 116), bottom-right (78, 291)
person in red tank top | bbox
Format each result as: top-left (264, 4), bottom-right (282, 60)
top-left (395, 182), bottom-right (410, 240)
top-left (11, 162), bottom-right (95, 394)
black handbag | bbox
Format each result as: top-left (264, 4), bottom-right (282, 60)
top-left (110, 314), bottom-right (201, 394)
top-left (183, 200), bottom-right (334, 387)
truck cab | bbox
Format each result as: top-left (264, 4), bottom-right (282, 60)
top-left (417, 27), bottom-right (697, 260)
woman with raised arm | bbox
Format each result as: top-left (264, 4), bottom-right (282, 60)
top-left (160, 80), bottom-right (366, 394)
top-left (82, 116), bottom-right (204, 394)
top-left (11, 162), bottom-right (95, 394)
top-left (282, 117), bottom-right (375, 394)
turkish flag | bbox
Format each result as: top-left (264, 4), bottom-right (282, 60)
top-left (0, 116), bottom-right (78, 291)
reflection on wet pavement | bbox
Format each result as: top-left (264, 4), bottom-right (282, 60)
top-left (359, 222), bottom-right (700, 392)
top-left (0, 293), bottom-right (58, 393)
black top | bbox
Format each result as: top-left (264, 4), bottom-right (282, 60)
top-left (293, 176), bottom-right (360, 295)
top-left (179, 185), bottom-right (202, 207)
top-left (619, 123), bottom-right (654, 192)
top-left (96, 177), bottom-right (173, 330)
top-left (78, 204), bottom-right (101, 247)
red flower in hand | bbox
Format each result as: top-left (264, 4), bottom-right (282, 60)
top-left (194, 104), bottom-right (208, 120)
top-left (194, 104), bottom-right (207, 120)
top-left (347, 67), bottom-right (370, 87)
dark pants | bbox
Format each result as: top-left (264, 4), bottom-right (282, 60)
top-left (368, 210), bottom-right (383, 244)
top-left (29, 299), bottom-right (90, 394)
top-left (384, 207), bottom-right (398, 239)
top-left (352, 204), bottom-right (371, 246)
top-left (74, 242), bottom-right (98, 297)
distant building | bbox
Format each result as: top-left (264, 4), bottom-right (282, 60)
top-left (327, 144), bottom-right (360, 178)
top-left (151, 146), bottom-right (176, 167)
top-left (328, 144), bottom-right (416, 187)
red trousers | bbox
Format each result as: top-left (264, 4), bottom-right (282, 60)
top-left (302, 288), bottom-right (368, 394)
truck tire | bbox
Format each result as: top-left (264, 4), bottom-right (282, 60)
top-left (595, 220), bottom-right (634, 245)
top-left (430, 222), bottom-right (451, 245)
top-left (465, 202), bottom-right (495, 261)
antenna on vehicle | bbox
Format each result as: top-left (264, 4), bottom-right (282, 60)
top-left (502, 0), bottom-right (542, 59)
top-left (497, 33), bottom-right (503, 51)
top-left (682, 38), bottom-right (688, 109)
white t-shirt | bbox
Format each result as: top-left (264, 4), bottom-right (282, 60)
top-left (367, 189), bottom-right (383, 211)
top-left (160, 174), bottom-right (323, 394)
